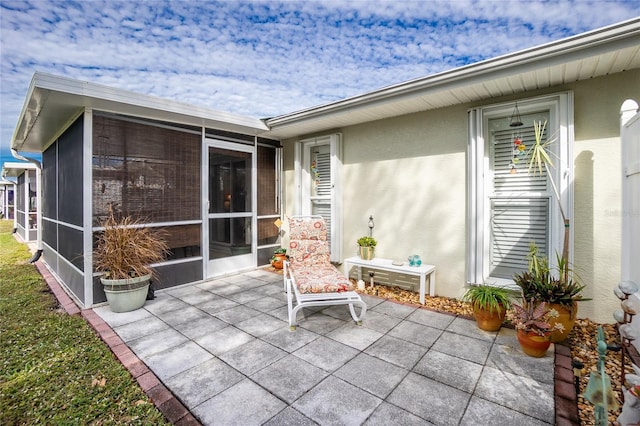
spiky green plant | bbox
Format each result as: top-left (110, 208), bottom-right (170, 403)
top-left (463, 285), bottom-right (514, 315)
top-left (514, 243), bottom-right (588, 309)
top-left (527, 119), bottom-right (571, 282)
top-left (93, 207), bottom-right (169, 280)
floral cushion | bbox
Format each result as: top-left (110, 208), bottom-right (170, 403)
top-left (289, 239), bottom-right (330, 267)
top-left (287, 216), bottom-right (351, 294)
top-left (288, 217), bottom-right (327, 241)
top-left (290, 265), bottom-right (355, 294)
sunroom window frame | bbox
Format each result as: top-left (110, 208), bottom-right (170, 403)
top-left (467, 92), bottom-right (574, 287)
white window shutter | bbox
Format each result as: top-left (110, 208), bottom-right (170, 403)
top-left (296, 134), bottom-right (342, 261)
top-left (489, 122), bottom-right (550, 278)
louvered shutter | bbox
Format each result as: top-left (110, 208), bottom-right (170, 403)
top-left (489, 123), bottom-right (549, 278)
top-left (311, 145), bottom-right (333, 247)
top-left (297, 135), bottom-right (342, 261)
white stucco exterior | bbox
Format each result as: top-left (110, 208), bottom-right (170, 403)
top-left (281, 70), bottom-right (639, 323)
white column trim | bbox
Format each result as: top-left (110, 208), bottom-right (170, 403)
top-left (83, 109), bottom-right (94, 307)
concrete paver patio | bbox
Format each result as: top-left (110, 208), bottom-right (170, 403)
top-left (94, 269), bottom-right (556, 425)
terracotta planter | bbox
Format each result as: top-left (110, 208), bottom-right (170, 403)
top-left (271, 253), bottom-right (287, 270)
top-left (473, 304), bottom-right (506, 332)
top-left (358, 246), bottom-right (375, 260)
top-left (517, 329), bottom-right (552, 357)
top-left (548, 302), bottom-right (577, 343)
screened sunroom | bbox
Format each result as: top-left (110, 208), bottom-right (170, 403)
top-left (10, 73), bottom-right (281, 308)
top-left (1, 162), bottom-right (39, 243)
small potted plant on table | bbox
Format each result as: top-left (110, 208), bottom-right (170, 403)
top-left (357, 236), bottom-right (377, 260)
top-left (94, 206), bottom-right (169, 313)
top-left (463, 285), bottom-right (513, 332)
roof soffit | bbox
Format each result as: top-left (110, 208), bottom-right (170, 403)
top-left (263, 18), bottom-right (640, 139)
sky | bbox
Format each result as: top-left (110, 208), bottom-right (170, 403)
top-left (1, 0), bottom-right (639, 168)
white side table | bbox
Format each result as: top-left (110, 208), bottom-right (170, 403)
top-left (343, 256), bottom-right (436, 304)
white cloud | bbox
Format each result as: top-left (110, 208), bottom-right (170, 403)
top-left (1, 0), bottom-right (639, 162)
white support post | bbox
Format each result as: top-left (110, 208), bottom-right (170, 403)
top-left (620, 99), bottom-right (640, 352)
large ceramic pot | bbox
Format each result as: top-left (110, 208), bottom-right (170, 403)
top-left (517, 329), bottom-right (552, 357)
top-left (358, 246), bottom-right (375, 260)
top-left (473, 304), bottom-right (506, 332)
top-left (548, 302), bottom-right (578, 343)
top-left (101, 274), bottom-right (151, 313)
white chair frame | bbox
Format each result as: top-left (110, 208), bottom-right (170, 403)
top-left (283, 215), bottom-right (367, 330)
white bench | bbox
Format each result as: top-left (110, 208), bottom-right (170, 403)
top-left (343, 256), bottom-right (436, 305)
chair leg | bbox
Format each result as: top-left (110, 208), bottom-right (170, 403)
top-left (282, 264), bottom-right (287, 292)
top-left (348, 300), bottom-right (367, 325)
top-left (290, 305), bottom-right (307, 331)
top-left (286, 278), bottom-right (297, 331)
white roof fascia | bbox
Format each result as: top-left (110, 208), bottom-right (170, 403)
top-left (32, 73), bottom-right (266, 129)
top-left (12, 72), bottom-right (269, 152)
top-left (2, 161), bottom-right (37, 178)
top-left (266, 17), bottom-right (640, 128)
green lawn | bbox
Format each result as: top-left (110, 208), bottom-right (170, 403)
top-left (0, 220), bottom-right (169, 425)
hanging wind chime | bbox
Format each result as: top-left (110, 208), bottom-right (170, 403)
top-left (509, 103), bottom-right (525, 174)
top-left (311, 157), bottom-right (320, 186)
top-left (510, 134), bottom-right (527, 174)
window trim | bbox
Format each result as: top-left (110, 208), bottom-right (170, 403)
top-left (467, 93), bottom-right (574, 286)
top-left (294, 133), bottom-right (343, 261)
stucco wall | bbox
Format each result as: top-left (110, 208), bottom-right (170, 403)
top-left (340, 107), bottom-right (468, 299)
top-left (570, 70), bottom-right (639, 323)
top-left (281, 69), bottom-right (640, 323)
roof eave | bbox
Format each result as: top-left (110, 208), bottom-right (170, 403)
top-left (2, 161), bottom-right (38, 178)
top-left (265, 17), bottom-right (640, 130)
top-left (11, 72), bottom-right (269, 153)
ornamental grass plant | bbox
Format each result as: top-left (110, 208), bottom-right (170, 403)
top-left (0, 219), bottom-right (169, 424)
top-left (94, 206), bottom-right (169, 280)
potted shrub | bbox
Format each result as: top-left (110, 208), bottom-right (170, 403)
top-left (511, 298), bottom-right (562, 357)
top-left (93, 207), bottom-right (169, 313)
top-left (463, 285), bottom-right (513, 331)
top-left (270, 248), bottom-right (287, 269)
top-left (514, 242), bottom-right (588, 342)
top-left (357, 236), bottom-right (377, 260)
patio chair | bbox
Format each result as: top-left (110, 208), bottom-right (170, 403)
top-left (283, 216), bottom-right (367, 330)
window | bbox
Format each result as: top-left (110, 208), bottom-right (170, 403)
top-left (488, 112), bottom-right (550, 278)
top-left (92, 115), bottom-right (201, 223)
top-left (92, 115), bottom-right (202, 260)
top-left (467, 93), bottom-right (573, 286)
top-left (295, 134), bottom-right (342, 261)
